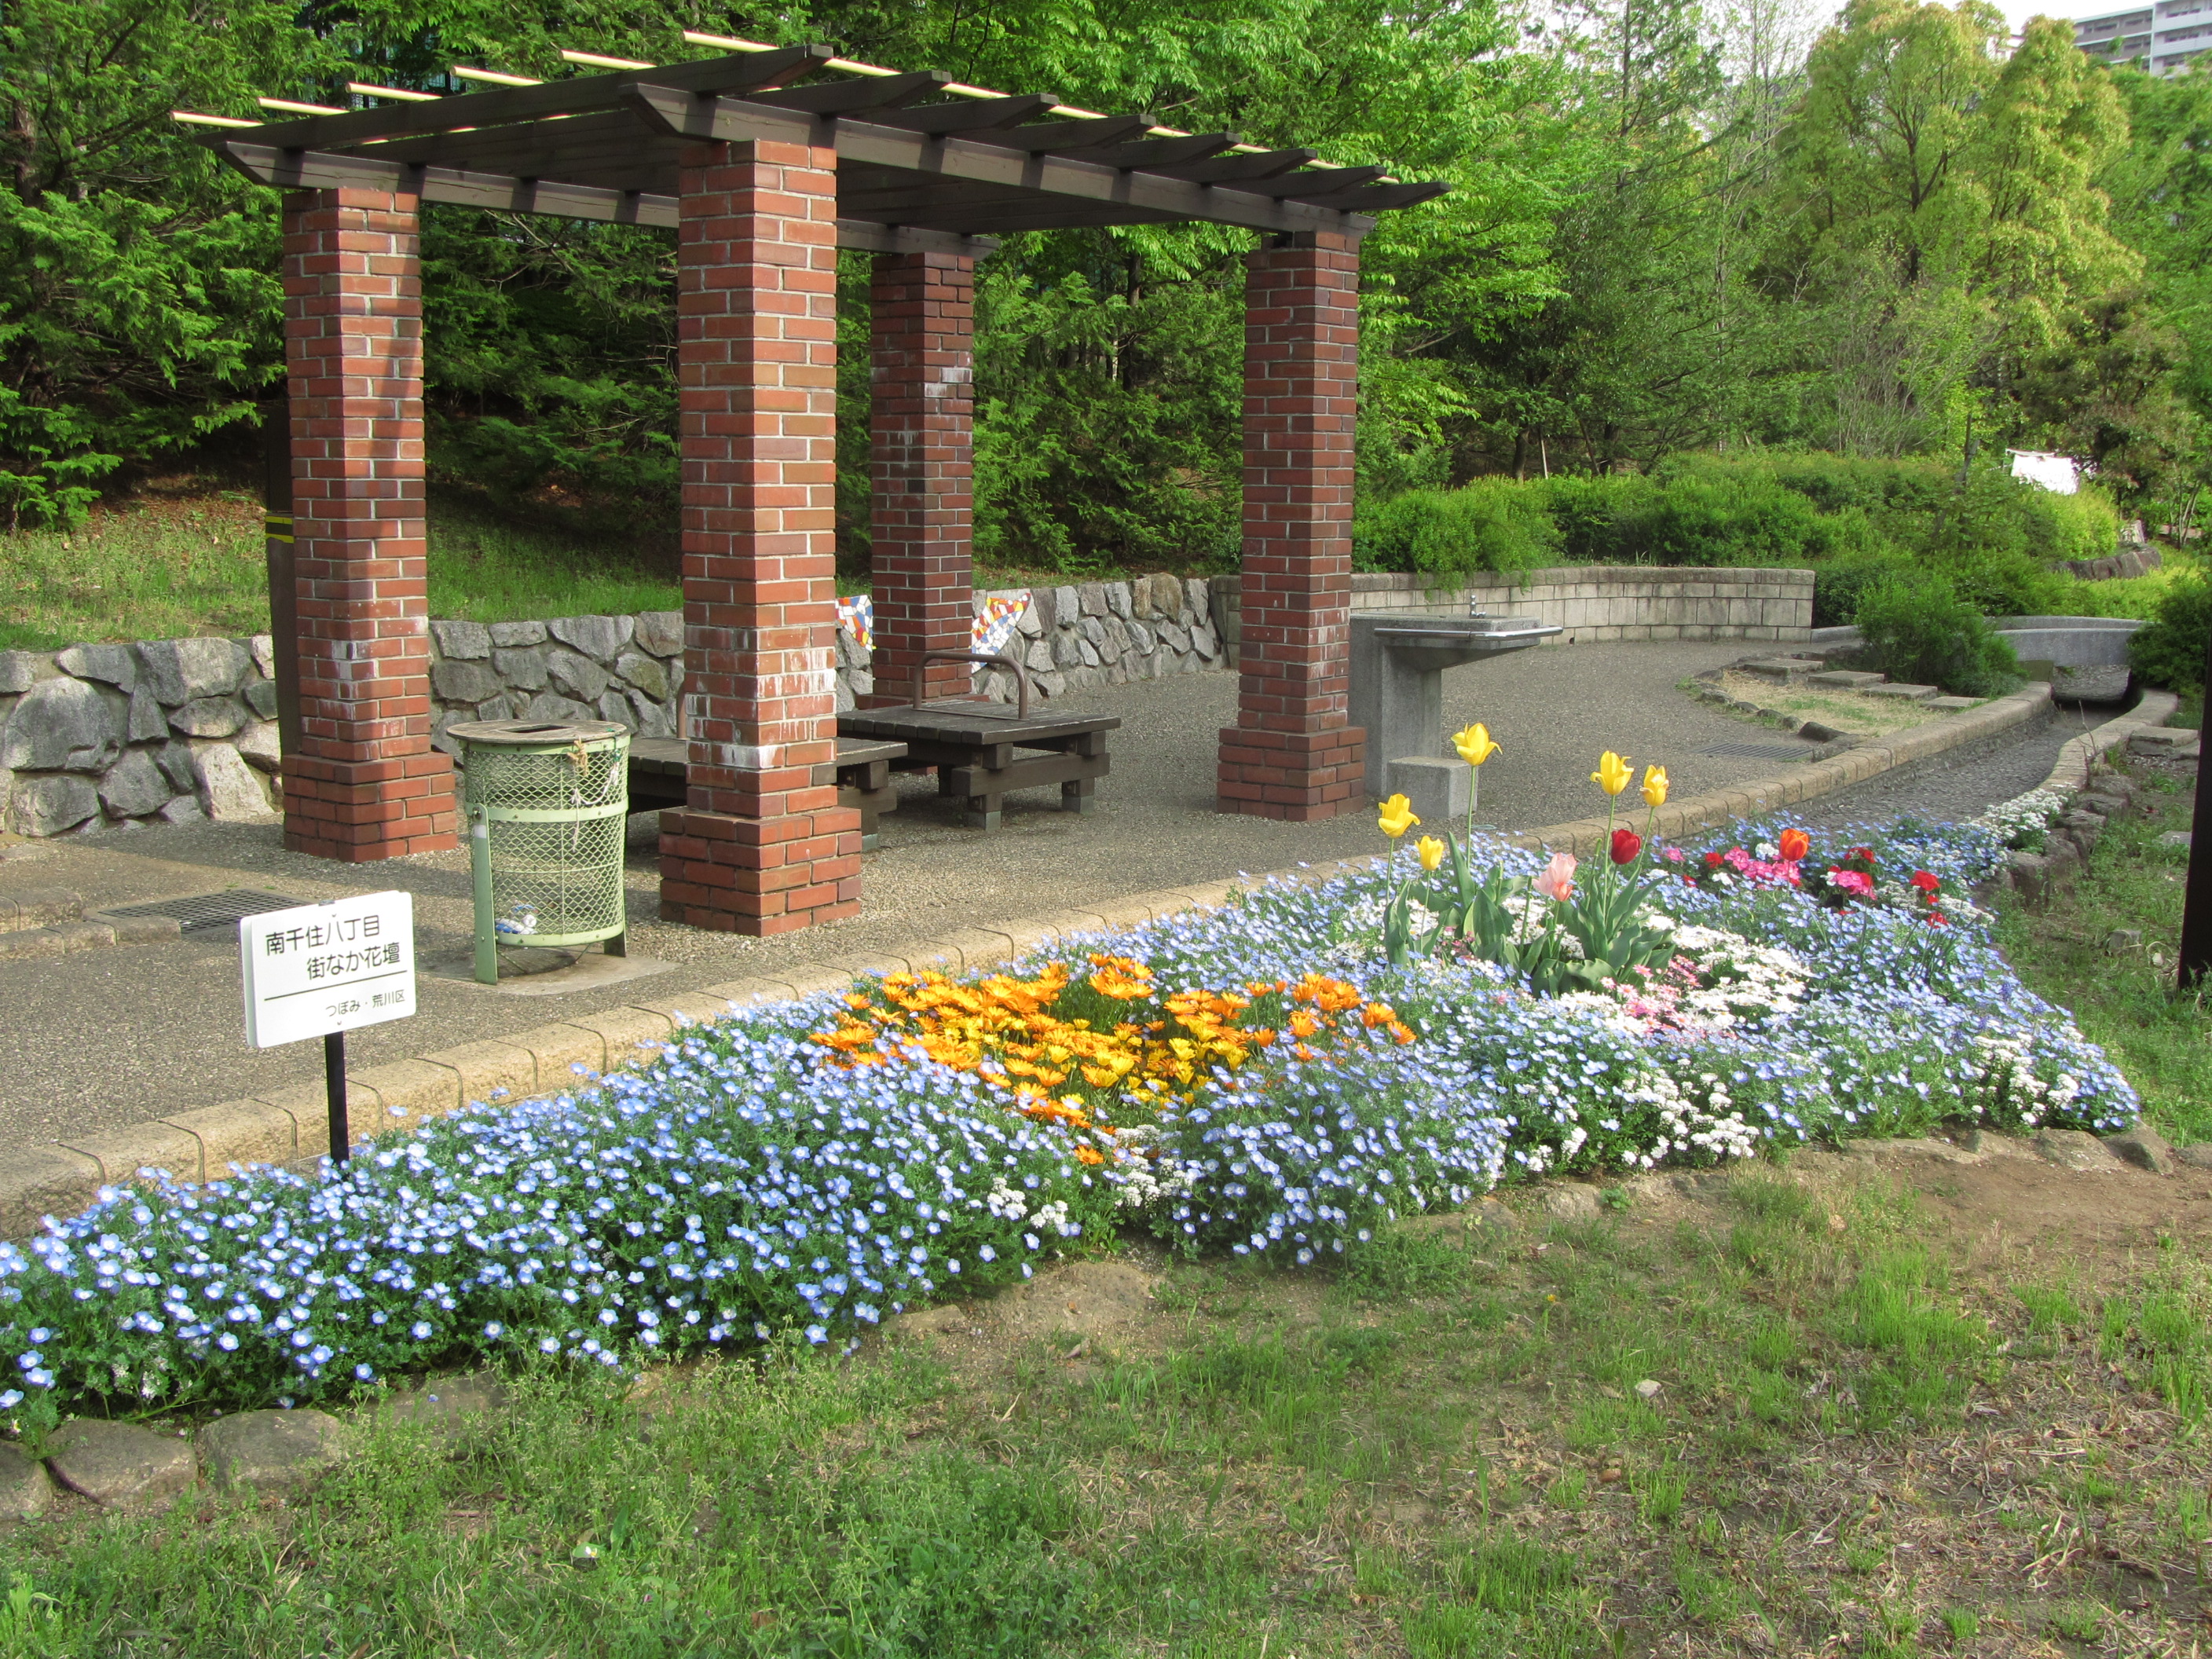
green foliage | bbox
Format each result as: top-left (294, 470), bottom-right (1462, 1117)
top-left (2129, 570), bottom-right (2212, 692)
top-left (1351, 480), bottom-right (1560, 577)
top-left (1852, 569), bottom-right (2023, 696)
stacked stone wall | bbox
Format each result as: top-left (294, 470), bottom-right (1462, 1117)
top-left (0, 640), bottom-right (284, 837)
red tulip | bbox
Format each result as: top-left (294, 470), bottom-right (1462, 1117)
top-left (1610, 828), bottom-right (1643, 866)
top-left (1778, 828), bottom-right (1810, 863)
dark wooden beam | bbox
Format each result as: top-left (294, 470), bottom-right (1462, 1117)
top-left (1283, 180), bottom-right (1450, 211)
top-left (339, 109), bottom-right (663, 174)
top-left (625, 89), bottom-right (1372, 236)
top-left (217, 46), bottom-right (831, 153)
top-left (750, 69), bottom-right (947, 114)
top-left (1149, 147), bottom-right (1317, 183)
top-left (985, 113), bottom-right (1152, 152)
top-left (866, 93), bottom-right (1061, 135)
top-left (1229, 164), bottom-right (1389, 199)
top-left (211, 139), bottom-right (996, 254)
top-left (1063, 132), bottom-right (1239, 169)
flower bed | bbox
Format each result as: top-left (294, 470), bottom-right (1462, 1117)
top-left (0, 762), bottom-right (2136, 1427)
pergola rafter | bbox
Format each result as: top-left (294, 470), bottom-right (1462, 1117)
top-left (192, 43), bottom-right (1445, 930)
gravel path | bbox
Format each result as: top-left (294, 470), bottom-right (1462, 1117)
top-left (0, 644), bottom-right (2093, 1141)
top-left (1792, 699), bottom-right (2118, 831)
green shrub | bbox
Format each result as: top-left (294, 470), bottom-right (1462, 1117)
top-left (1812, 550), bottom-right (1913, 628)
top-left (1351, 480), bottom-right (1560, 577)
top-left (1854, 569), bottom-right (2023, 697)
top-left (2021, 484), bottom-right (2122, 567)
top-left (2129, 571), bottom-right (2212, 691)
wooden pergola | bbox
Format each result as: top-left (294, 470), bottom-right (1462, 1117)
top-left (191, 42), bottom-right (1446, 935)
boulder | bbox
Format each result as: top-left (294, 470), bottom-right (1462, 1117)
top-left (635, 610), bottom-right (683, 657)
top-left (98, 750), bottom-right (176, 819)
top-left (153, 741), bottom-right (199, 793)
top-left (1052, 585), bottom-right (1080, 629)
top-left (194, 744), bottom-right (277, 822)
top-left (1541, 1184), bottom-right (1605, 1221)
top-left (595, 691), bottom-right (635, 728)
top-left (0, 652), bottom-right (35, 695)
top-left (614, 653), bottom-right (668, 701)
top-left (233, 720), bottom-right (282, 774)
top-left (1014, 601), bottom-right (1043, 639)
top-left (1126, 619), bottom-right (1155, 654)
top-left (1079, 582), bottom-right (1107, 617)
top-left (0, 1442), bottom-right (51, 1519)
top-left (0, 676), bottom-right (123, 771)
top-left (135, 638), bottom-right (249, 705)
top-left (518, 691), bottom-right (597, 724)
top-left (430, 660), bottom-right (502, 705)
top-left (1151, 573), bottom-right (1185, 622)
top-left (167, 696), bottom-right (248, 738)
top-left (7, 775), bottom-right (100, 837)
top-left (243, 679), bottom-right (278, 720)
top-left (1184, 577), bottom-right (1211, 625)
top-left (156, 796), bottom-right (207, 826)
top-left (2177, 1144), bottom-right (2212, 1170)
top-left (2034, 1128), bottom-right (2125, 1171)
top-left (427, 619), bottom-right (492, 661)
top-left (126, 687), bottom-right (168, 742)
top-left (1024, 638), bottom-right (1053, 673)
top-left (197, 1408), bottom-right (353, 1496)
top-left (488, 618), bottom-right (547, 648)
top-left (627, 690), bottom-right (672, 738)
top-left (1104, 580), bottom-right (1132, 621)
top-left (2103, 1126), bottom-right (2174, 1174)
top-left (492, 646), bottom-right (548, 691)
top-left (45, 1419), bottom-right (196, 1509)
top-left (548, 614), bottom-right (632, 661)
top-left (56, 643), bottom-right (137, 690)
top-left (249, 635), bottom-right (276, 678)
top-left (1159, 621), bottom-right (1192, 654)
top-left (544, 650), bottom-right (610, 704)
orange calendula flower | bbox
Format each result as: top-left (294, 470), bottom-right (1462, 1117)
top-left (1075, 1145), bottom-right (1106, 1166)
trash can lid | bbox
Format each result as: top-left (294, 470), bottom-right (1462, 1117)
top-left (446, 718), bottom-right (630, 746)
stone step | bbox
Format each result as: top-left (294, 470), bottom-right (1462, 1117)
top-left (1924, 695), bottom-right (1981, 712)
top-left (1807, 669), bottom-right (1885, 690)
top-left (1862, 683), bottom-right (1940, 702)
top-left (1738, 657), bottom-right (1827, 683)
top-left (0, 888), bottom-right (80, 935)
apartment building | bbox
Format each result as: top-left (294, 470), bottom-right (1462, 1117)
top-left (2073, 1), bottom-right (2210, 74)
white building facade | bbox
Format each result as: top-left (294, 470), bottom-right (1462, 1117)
top-left (2073, 2), bottom-right (2210, 74)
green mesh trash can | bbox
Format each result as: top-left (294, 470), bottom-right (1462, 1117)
top-left (449, 718), bottom-right (631, 984)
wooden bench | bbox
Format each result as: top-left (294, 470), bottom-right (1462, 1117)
top-left (837, 651), bottom-right (1117, 830)
top-left (625, 735), bottom-right (910, 850)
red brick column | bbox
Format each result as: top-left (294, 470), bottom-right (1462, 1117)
top-left (1218, 232), bottom-right (1366, 819)
top-left (864, 251), bottom-right (976, 707)
top-left (658, 139), bottom-right (861, 935)
top-left (280, 186), bottom-right (456, 860)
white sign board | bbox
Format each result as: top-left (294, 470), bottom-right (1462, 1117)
top-left (240, 892), bottom-right (416, 1049)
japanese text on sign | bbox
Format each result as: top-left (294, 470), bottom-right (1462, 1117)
top-left (240, 892), bottom-right (416, 1049)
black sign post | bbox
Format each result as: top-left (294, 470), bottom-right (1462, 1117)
top-left (2180, 621), bottom-right (2212, 993)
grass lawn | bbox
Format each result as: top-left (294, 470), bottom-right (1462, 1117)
top-left (1995, 757), bottom-right (2210, 1143)
top-left (1712, 670), bottom-right (1954, 738)
top-left (0, 489), bottom-right (683, 652)
top-left (2, 1159), bottom-right (2207, 1657)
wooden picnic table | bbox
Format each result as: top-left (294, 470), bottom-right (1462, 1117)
top-left (626, 734), bottom-right (909, 849)
top-left (837, 700), bottom-right (1119, 830)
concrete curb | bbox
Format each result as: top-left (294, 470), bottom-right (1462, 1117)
top-left (2027, 690), bottom-right (2181, 799)
top-left (0, 679), bottom-right (2061, 1238)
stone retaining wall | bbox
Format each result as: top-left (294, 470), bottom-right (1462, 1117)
top-left (1, 563), bottom-right (1810, 837)
top-left (0, 640), bottom-right (283, 837)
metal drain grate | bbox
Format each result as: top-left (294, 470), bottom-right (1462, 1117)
top-left (1698, 742), bottom-right (1816, 760)
top-left (101, 888), bottom-right (305, 936)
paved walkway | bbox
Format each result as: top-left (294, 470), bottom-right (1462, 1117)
top-left (0, 643), bottom-right (2065, 1141)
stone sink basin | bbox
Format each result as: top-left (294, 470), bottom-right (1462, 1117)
top-left (1350, 610), bottom-right (1564, 808)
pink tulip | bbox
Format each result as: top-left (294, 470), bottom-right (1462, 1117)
top-left (1534, 851), bottom-right (1577, 903)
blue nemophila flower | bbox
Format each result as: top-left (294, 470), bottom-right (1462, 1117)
top-left (0, 815), bottom-right (2131, 1419)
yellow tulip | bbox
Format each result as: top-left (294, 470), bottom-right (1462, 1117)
top-left (1641, 764), bottom-right (1668, 808)
top-left (1591, 751), bottom-right (1632, 797)
top-left (1416, 835), bottom-right (1445, 871)
top-left (1452, 722), bottom-right (1500, 767)
top-left (1377, 793), bottom-right (1420, 838)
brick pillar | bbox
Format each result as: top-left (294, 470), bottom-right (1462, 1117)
top-left (1217, 232), bottom-right (1367, 819)
top-left (865, 251), bottom-right (976, 707)
top-left (280, 186), bottom-right (457, 860)
top-left (657, 139), bottom-right (862, 935)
